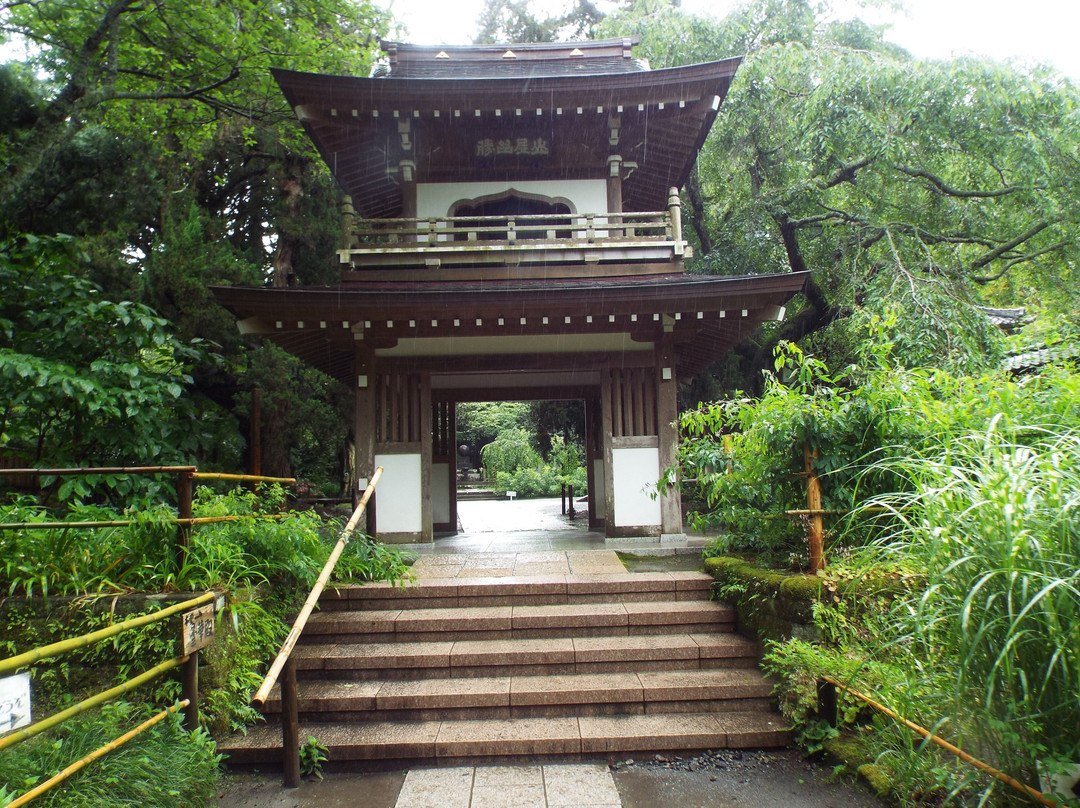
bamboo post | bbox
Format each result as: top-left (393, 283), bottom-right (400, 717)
top-left (182, 652), bottom-right (199, 732)
top-left (176, 469), bottom-right (194, 572)
top-left (804, 443), bottom-right (825, 572)
top-left (281, 656), bottom-right (300, 788)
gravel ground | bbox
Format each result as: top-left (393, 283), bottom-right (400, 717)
top-left (612, 748), bottom-right (881, 808)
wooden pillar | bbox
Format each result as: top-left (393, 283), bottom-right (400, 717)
top-left (354, 339), bottom-right (375, 530)
top-left (448, 402), bottom-right (458, 535)
top-left (181, 652), bottom-right (199, 732)
top-left (600, 370), bottom-right (616, 537)
top-left (584, 396), bottom-right (603, 529)
top-left (175, 469), bottom-right (193, 572)
top-left (419, 372), bottom-right (433, 543)
top-left (656, 331), bottom-right (683, 537)
top-left (281, 656), bottom-right (300, 788)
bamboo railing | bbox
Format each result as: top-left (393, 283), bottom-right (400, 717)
top-left (0, 592), bottom-right (220, 804)
top-left (0, 465), bottom-right (296, 568)
top-left (817, 677), bottom-right (1059, 807)
top-left (250, 467), bottom-right (383, 787)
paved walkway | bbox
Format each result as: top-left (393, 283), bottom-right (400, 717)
top-left (401, 497), bottom-right (706, 556)
top-left (395, 763), bottom-right (619, 808)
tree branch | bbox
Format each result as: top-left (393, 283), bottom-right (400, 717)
top-left (969, 218), bottom-right (1054, 271)
top-left (895, 164), bottom-right (1023, 198)
top-left (971, 239), bottom-right (1067, 283)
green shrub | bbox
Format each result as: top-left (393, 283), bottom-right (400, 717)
top-left (0, 701), bottom-right (220, 808)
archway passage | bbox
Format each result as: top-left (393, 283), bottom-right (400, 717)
top-left (433, 396), bottom-right (596, 538)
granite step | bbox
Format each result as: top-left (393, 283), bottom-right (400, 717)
top-left (291, 633), bottom-right (759, 680)
top-left (302, 599), bottom-right (735, 643)
top-left (217, 710), bottom-right (790, 767)
top-left (318, 571), bottom-right (713, 610)
top-left (260, 668), bottom-right (775, 721)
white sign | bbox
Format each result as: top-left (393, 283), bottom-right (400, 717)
top-left (0, 672), bottom-right (31, 735)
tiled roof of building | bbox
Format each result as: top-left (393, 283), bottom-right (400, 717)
top-left (1004, 342), bottom-right (1080, 374)
top-left (978, 306), bottom-right (1034, 333)
top-left (377, 37), bottom-right (648, 79)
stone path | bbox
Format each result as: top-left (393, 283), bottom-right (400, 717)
top-left (394, 763), bottom-right (620, 808)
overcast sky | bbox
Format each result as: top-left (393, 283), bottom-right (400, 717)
top-left (377, 0), bottom-right (1080, 79)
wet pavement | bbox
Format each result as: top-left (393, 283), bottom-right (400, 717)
top-left (216, 750), bottom-right (881, 808)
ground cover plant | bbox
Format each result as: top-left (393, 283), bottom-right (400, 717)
top-left (0, 483), bottom-right (412, 804)
top-left (0, 701), bottom-right (221, 808)
top-left (681, 343), bottom-right (1080, 805)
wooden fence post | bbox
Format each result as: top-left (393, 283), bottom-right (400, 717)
top-left (804, 443), bottom-right (825, 572)
top-left (176, 470), bottom-right (194, 572)
top-left (182, 652), bottom-right (199, 732)
top-left (281, 656), bottom-right (300, 788)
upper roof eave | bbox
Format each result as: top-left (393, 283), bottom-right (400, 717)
top-left (271, 57), bottom-right (742, 108)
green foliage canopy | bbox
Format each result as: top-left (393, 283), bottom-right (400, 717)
top-left (0, 236), bottom-right (210, 488)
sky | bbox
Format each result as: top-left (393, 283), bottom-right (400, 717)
top-left (376, 0), bottom-right (1080, 79)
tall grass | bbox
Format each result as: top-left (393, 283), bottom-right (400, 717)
top-left (0, 701), bottom-right (220, 808)
top-left (867, 420), bottom-right (1080, 799)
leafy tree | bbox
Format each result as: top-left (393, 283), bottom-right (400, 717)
top-left (456, 402), bottom-right (531, 454)
top-left (475, 0), bottom-right (608, 43)
top-left (600, 0), bottom-right (1080, 388)
top-left (0, 0), bottom-right (390, 485)
top-left (0, 236), bottom-right (214, 498)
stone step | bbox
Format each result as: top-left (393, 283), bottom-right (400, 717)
top-left (261, 669), bottom-right (775, 721)
top-left (319, 572), bottom-right (713, 611)
top-left (292, 633), bottom-right (758, 680)
top-left (302, 599), bottom-right (735, 643)
top-left (218, 710), bottom-right (790, 767)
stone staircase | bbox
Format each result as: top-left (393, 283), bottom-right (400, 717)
top-left (219, 554), bottom-right (789, 768)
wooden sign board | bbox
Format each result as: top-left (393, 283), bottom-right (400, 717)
top-left (0, 672), bottom-right (31, 736)
top-left (181, 603), bottom-right (216, 655)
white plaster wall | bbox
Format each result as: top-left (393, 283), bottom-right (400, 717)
top-left (373, 453), bottom-right (423, 534)
top-left (432, 462), bottom-right (451, 524)
top-left (612, 447), bottom-right (662, 528)
top-left (417, 180), bottom-right (608, 218)
top-left (592, 458), bottom-right (606, 520)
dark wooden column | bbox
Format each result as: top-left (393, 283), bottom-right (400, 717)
top-left (419, 372), bottom-right (433, 543)
top-left (656, 330), bottom-right (683, 536)
top-left (354, 336), bottom-right (376, 530)
top-left (600, 369), bottom-right (616, 537)
top-left (584, 395), bottom-right (604, 530)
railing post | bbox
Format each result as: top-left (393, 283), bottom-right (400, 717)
top-left (281, 655), bottom-right (300, 788)
top-left (176, 469), bottom-right (194, 572)
top-left (182, 651), bottom-right (199, 732)
top-left (668, 187), bottom-right (683, 253)
top-left (340, 195), bottom-right (358, 249)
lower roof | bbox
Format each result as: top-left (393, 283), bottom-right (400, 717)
top-left (212, 271), bottom-right (808, 385)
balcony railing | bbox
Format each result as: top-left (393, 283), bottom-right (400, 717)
top-left (338, 194), bottom-right (688, 273)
